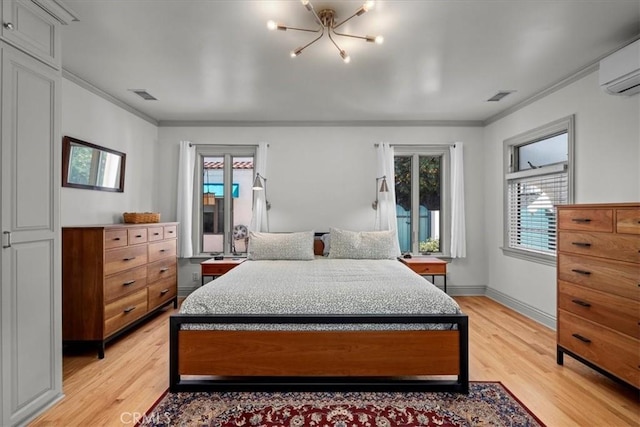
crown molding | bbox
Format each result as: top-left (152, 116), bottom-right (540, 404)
top-left (61, 69), bottom-right (159, 126)
top-left (157, 120), bottom-right (484, 128)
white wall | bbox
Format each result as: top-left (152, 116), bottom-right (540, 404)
top-left (61, 78), bottom-right (159, 226)
top-left (483, 70), bottom-right (640, 327)
top-left (157, 126), bottom-right (487, 294)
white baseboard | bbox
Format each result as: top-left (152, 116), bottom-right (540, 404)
top-left (485, 287), bottom-right (557, 330)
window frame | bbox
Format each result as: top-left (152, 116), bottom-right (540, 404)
top-left (502, 115), bottom-right (575, 266)
top-left (394, 145), bottom-right (451, 257)
top-left (194, 145), bottom-right (256, 257)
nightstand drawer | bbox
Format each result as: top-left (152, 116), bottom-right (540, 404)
top-left (202, 263), bottom-right (239, 276)
top-left (409, 263), bottom-right (446, 275)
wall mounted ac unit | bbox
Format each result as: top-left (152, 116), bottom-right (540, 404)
top-left (599, 39), bottom-right (640, 96)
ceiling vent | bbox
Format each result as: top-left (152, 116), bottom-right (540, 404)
top-left (486, 90), bottom-right (515, 102)
top-left (599, 40), bottom-right (640, 96)
top-left (129, 89), bottom-right (157, 101)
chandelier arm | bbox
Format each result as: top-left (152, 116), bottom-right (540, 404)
top-left (332, 10), bottom-right (361, 30)
top-left (332, 30), bottom-right (368, 41)
top-left (284, 25), bottom-right (322, 33)
top-left (327, 30), bottom-right (345, 54)
top-left (298, 27), bottom-right (326, 53)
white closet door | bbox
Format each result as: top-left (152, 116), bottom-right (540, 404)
top-left (1, 43), bottom-right (61, 426)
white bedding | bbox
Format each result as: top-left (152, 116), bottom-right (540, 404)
top-left (180, 258), bottom-right (461, 330)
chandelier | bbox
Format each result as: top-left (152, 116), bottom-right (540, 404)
top-left (267, 0), bottom-right (384, 63)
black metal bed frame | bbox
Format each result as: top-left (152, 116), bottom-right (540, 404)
top-left (170, 313), bottom-right (469, 393)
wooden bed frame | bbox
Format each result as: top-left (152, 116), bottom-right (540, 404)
top-left (169, 236), bottom-right (469, 393)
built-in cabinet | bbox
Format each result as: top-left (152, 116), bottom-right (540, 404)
top-left (62, 223), bottom-right (178, 358)
top-left (0, 1), bottom-right (76, 425)
top-left (556, 203), bottom-right (640, 389)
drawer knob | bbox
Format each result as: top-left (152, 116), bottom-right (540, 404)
top-left (123, 306), bottom-right (136, 314)
top-left (114, 237), bottom-right (121, 241)
top-left (3, 22), bottom-right (14, 30)
top-left (160, 267), bottom-right (169, 272)
top-left (168, 231), bottom-right (174, 234)
top-left (135, 234), bottom-right (142, 238)
top-left (571, 218), bottom-right (592, 223)
top-left (160, 289), bottom-right (169, 295)
top-left (571, 299), bottom-right (591, 308)
top-left (571, 269), bottom-right (591, 276)
top-left (160, 249), bottom-right (166, 253)
top-left (571, 242), bottom-right (591, 248)
top-left (154, 232), bottom-right (160, 235)
top-left (123, 256), bottom-right (136, 261)
top-left (122, 280), bottom-right (136, 286)
top-left (572, 333), bottom-right (591, 344)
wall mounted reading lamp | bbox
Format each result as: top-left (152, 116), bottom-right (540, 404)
top-left (371, 175), bottom-right (389, 209)
top-left (252, 173), bottom-right (272, 210)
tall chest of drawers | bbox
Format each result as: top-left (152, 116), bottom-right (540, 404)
top-left (62, 223), bottom-right (178, 358)
top-left (556, 203), bottom-right (639, 388)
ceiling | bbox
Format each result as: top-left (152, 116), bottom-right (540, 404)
top-left (60, 0), bottom-right (640, 125)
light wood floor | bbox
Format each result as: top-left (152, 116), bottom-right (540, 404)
top-left (30, 296), bottom-right (639, 426)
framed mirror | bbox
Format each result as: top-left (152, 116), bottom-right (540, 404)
top-left (62, 136), bottom-right (126, 192)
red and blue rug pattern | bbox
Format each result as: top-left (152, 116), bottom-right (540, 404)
top-left (138, 382), bottom-right (544, 426)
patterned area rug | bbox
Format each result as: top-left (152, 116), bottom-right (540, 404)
top-left (138, 382), bottom-right (544, 427)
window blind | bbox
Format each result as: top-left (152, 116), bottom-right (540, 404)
top-left (506, 171), bottom-right (568, 255)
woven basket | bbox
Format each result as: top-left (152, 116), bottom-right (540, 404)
top-left (123, 212), bottom-right (160, 224)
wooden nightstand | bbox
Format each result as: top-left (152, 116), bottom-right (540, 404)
top-left (399, 256), bottom-right (448, 293)
top-left (200, 258), bottom-right (245, 285)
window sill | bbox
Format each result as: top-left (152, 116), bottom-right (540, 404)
top-left (500, 247), bottom-right (556, 267)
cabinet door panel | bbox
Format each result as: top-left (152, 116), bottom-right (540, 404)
top-left (1, 45), bottom-right (61, 426)
top-left (1, 0), bottom-right (59, 68)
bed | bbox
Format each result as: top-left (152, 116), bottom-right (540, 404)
top-left (170, 230), bottom-right (469, 393)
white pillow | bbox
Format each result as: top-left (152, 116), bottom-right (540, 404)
top-left (248, 231), bottom-right (315, 260)
top-left (327, 228), bottom-right (400, 259)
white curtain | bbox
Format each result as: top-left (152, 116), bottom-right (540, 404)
top-left (176, 141), bottom-right (195, 258)
top-left (250, 142), bottom-right (269, 232)
top-left (374, 142), bottom-right (401, 254)
top-left (450, 142), bottom-right (467, 258)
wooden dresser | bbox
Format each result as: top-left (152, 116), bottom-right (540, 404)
top-left (62, 222), bottom-right (178, 358)
top-left (556, 203), bottom-right (639, 388)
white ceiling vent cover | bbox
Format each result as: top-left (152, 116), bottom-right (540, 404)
top-left (599, 40), bottom-right (640, 96)
top-left (129, 89), bottom-right (158, 101)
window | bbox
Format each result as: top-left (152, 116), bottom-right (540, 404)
top-left (503, 116), bottom-right (574, 265)
top-left (195, 146), bottom-right (256, 256)
top-left (394, 146), bottom-right (451, 256)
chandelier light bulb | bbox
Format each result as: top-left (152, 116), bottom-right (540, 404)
top-left (363, 0), bottom-right (375, 12)
top-left (340, 50), bottom-right (351, 63)
top-left (375, 35), bottom-right (384, 44)
top-left (267, 20), bottom-right (277, 30)
top-left (291, 47), bottom-right (303, 58)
